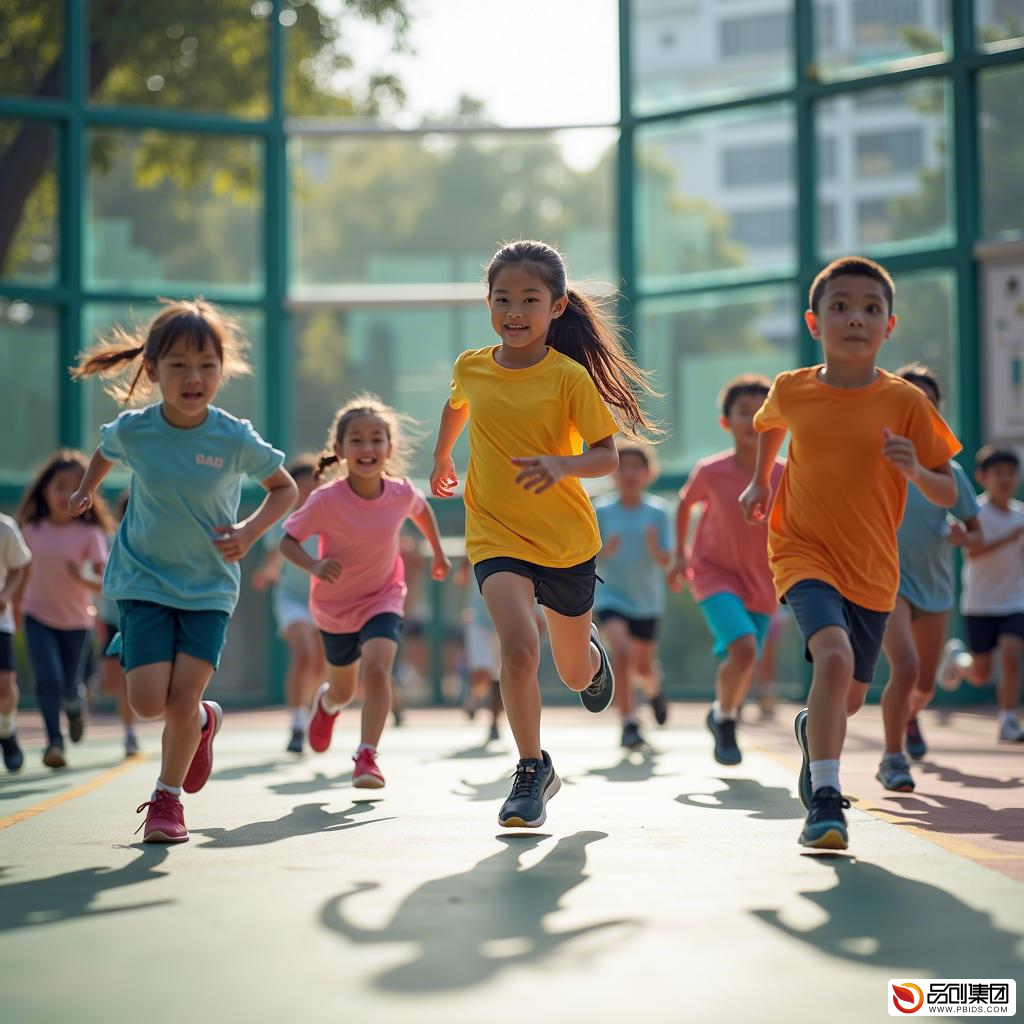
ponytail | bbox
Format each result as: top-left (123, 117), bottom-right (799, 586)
top-left (315, 452), bottom-right (340, 480)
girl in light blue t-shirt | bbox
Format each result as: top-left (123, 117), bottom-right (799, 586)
top-left (70, 299), bottom-right (297, 845)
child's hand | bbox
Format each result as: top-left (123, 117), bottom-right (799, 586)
top-left (601, 535), bottom-right (621, 559)
top-left (212, 524), bottom-right (256, 563)
top-left (948, 522), bottom-right (969, 548)
top-left (311, 558), bottom-right (342, 582)
top-left (739, 481), bottom-right (770, 523)
top-left (69, 488), bottom-right (93, 517)
top-left (511, 455), bottom-right (565, 494)
top-left (431, 457), bottom-right (458, 498)
top-left (65, 560), bottom-right (86, 582)
top-left (882, 427), bottom-right (921, 479)
top-left (645, 524), bottom-right (662, 556)
top-left (667, 553), bottom-right (689, 593)
top-left (251, 566), bottom-right (276, 592)
top-left (431, 553), bottom-right (452, 581)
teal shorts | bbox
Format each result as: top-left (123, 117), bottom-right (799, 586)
top-left (116, 600), bottom-right (230, 671)
top-left (698, 592), bottom-right (773, 659)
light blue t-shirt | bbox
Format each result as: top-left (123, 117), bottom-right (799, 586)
top-left (593, 494), bottom-right (672, 619)
top-left (264, 520), bottom-right (315, 604)
top-left (99, 404), bottom-right (285, 613)
top-left (897, 460), bottom-right (979, 613)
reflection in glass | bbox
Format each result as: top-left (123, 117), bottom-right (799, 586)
top-left (637, 105), bottom-right (796, 289)
top-left (637, 286), bottom-right (798, 474)
top-left (980, 65), bottom-right (1024, 242)
top-left (86, 129), bottom-right (263, 293)
top-left (976, 0), bottom-right (1024, 48)
top-left (291, 130), bottom-right (617, 289)
top-left (0, 299), bottom-right (58, 472)
top-left (632, 0), bottom-right (792, 115)
top-left (0, 0), bottom-right (63, 97)
top-left (0, 120), bottom-right (58, 284)
top-left (816, 81), bottom-right (951, 256)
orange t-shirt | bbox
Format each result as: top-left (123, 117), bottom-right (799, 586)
top-left (753, 366), bottom-right (961, 612)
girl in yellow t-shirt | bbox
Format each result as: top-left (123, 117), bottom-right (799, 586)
top-left (430, 239), bottom-right (658, 829)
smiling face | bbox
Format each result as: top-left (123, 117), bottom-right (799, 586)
top-left (336, 414), bottom-right (392, 481)
top-left (805, 274), bottom-right (896, 368)
top-left (146, 336), bottom-right (224, 426)
top-left (487, 262), bottom-right (568, 351)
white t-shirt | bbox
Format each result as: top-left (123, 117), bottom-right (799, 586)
top-left (0, 514), bottom-right (32, 634)
top-left (961, 498), bottom-right (1024, 615)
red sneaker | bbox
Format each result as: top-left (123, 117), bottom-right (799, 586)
top-left (307, 683), bottom-right (339, 753)
top-left (136, 790), bottom-right (189, 843)
top-left (352, 747), bottom-right (385, 789)
top-left (183, 700), bottom-right (222, 794)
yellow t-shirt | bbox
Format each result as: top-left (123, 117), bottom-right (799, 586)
top-left (754, 366), bottom-right (961, 612)
top-left (450, 345), bottom-right (619, 567)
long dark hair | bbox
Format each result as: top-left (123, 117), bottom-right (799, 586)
top-left (17, 450), bottom-right (114, 530)
top-left (485, 240), bottom-right (660, 441)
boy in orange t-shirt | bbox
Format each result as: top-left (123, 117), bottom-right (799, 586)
top-left (740, 256), bottom-right (961, 851)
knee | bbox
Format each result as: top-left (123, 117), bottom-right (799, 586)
top-left (501, 639), bottom-right (540, 678)
top-left (727, 635), bottom-right (759, 671)
top-left (610, 642), bottom-right (631, 666)
top-left (129, 692), bottom-right (166, 720)
top-left (846, 686), bottom-right (868, 716)
top-left (814, 642), bottom-right (855, 681)
top-left (362, 662), bottom-right (392, 690)
top-left (887, 655), bottom-right (920, 691)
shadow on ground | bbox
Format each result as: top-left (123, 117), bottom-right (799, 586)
top-left (195, 800), bottom-right (392, 848)
top-left (320, 830), bottom-right (635, 992)
top-left (864, 792), bottom-right (1024, 844)
top-left (676, 778), bottom-right (805, 820)
top-left (269, 770), bottom-right (354, 796)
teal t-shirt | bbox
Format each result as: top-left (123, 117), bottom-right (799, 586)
top-left (897, 460), bottom-right (979, 613)
top-left (264, 520), bottom-right (315, 604)
top-left (593, 494), bottom-right (672, 619)
top-left (99, 403), bottom-right (285, 613)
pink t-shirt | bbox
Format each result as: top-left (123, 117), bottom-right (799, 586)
top-left (283, 476), bottom-right (427, 634)
top-left (678, 450), bottom-right (784, 615)
top-left (21, 520), bottom-right (108, 630)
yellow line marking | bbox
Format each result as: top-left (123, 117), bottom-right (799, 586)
top-left (0, 756), bottom-right (147, 832)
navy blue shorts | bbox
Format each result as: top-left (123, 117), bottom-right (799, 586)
top-left (0, 631), bottom-right (13, 672)
top-left (320, 613), bottom-right (405, 667)
top-left (595, 610), bottom-right (659, 641)
top-left (965, 613), bottom-right (1024, 654)
top-left (475, 556), bottom-right (597, 618)
top-left (784, 579), bottom-right (889, 684)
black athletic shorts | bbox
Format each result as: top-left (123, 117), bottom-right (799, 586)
top-left (474, 556), bottom-right (598, 618)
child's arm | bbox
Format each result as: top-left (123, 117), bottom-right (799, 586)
top-left (599, 535), bottom-right (621, 559)
top-left (280, 533), bottom-right (341, 581)
top-left (69, 449), bottom-right (114, 516)
top-left (948, 515), bottom-right (982, 553)
top-left (409, 503), bottom-right (452, 581)
top-left (213, 467), bottom-right (298, 564)
top-left (667, 497), bottom-right (697, 592)
top-left (882, 429), bottom-right (956, 507)
top-left (511, 435), bottom-right (618, 494)
top-left (0, 564), bottom-right (26, 616)
top-left (431, 401), bottom-right (470, 497)
top-left (66, 561), bottom-right (105, 594)
top-left (961, 523), bottom-right (1024, 560)
top-left (740, 428), bottom-right (787, 523)
top-left (251, 548), bottom-right (285, 592)
top-left (645, 524), bottom-right (671, 569)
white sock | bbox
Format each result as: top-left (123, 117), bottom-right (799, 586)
top-left (356, 742), bottom-right (376, 755)
top-left (0, 711), bottom-right (14, 738)
top-left (321, 691), bottom-right (342, 714)
top-left (712, 701), bottom-right (737, 724)
top-left (622, 714), bottom-right (638, 727)
top-left (998, 709), bottom-right (1017, 725)
top-left (198, 703), bottom-right (208, 729)
top-left (810, 759), bottom-right (841, 793)
top-left (291, 707), bottom-right (305, 730)
top-left (154, 779), bottom-right (182, 797)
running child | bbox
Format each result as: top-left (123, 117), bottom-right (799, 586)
top-left (282, 395), bottom-right (450, 788)
top-left (740, 256), bottom-right (960, 851)
top-left (431, 239), bottom-right (658, 829)
top-left (594, 441), bottom-right (671, 751)
top-left (878, 365), bottom-right (981, 789)
top-left (938, 445), bottom-right (1024, 743)
top-left (251, 454), bottom-right (326, 753)
top-left (70, 300), bottom-right (296, 843)
top-left (18, 450), bottom-right (112, 768)
top-left (669, 375), bottom-right (784, 765)
top-left (98, 491), bottom-right (140, 758)
top-left (0, 512), bottom-right (32, 771)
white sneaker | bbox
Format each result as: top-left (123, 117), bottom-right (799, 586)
top-left (998, 717), bottom-right (1024, 742)
top-left (937, 638), bottom-right (966, 692)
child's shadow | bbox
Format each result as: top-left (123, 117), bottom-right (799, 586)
top-left (269, 770), bottom-right (353, 796)
top-left (576, 749), bottom-right (663, 784)
top-left (676, 778), bottom-right (805, 820)
top-left (195, 800), bottom-right (390, 849)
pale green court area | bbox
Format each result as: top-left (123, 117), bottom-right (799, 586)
top-left (1, 707), bottom-right (1021, 1024)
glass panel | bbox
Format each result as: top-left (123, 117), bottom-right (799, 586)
top-left (980, 65), bottom-right (1024, 242)
top-left (286, 0), bottom-right (618, 125)
top-left (816, 81), bottom-right (952, 257)
top-left (291, 305), bottom-right (493, 479)
top-left (80, 304), bottom-right (266, 449)
top-left (0, 299), bottom-right (58, 473)
top-left (631, 0), bottom-right (792, 116)
top-left (86, 128), bottom-right (263, 294)
top-left (0, 0), bottom-right (63, 97)
top-left (813, 0), bottom-right (949, 79)
top-left (0, 119), bottom-right (58, 284)
top-left (636, 104), bottom-right (796, 290)
top-left (976, 0), bottom-right (1024, 48)
top-left (291, 129), bottom-right (616, 289)
top-left (88, 2), bottom-right (269, 116)
top-left (637, 285), bottom-right (798, 475)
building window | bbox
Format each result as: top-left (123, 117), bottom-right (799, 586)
top-left (731, 208), bottom-right (794, 249)
top-left (722, 142), bottom-right (792, 187)
top-left (853, 0), bottom-right (921, 46)
top-left (857, 199), bottom-right (893, 243)
top-left (818, 136), bottom-right (838, 180)
top-left (720, 13), bottom-right (791, 58)
top-left (856, 129), bottom-right (923, 176)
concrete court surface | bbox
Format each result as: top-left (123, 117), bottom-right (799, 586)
top-left (1, 703), bottom-right (1021, 1024)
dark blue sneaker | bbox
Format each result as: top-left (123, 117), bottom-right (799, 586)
top-left (876, 754), bottom-right (915, 792)
top-left (498, 751), bottom-right (561, 828)
top-left (905, 717), bottom-right (927, 760)
top-left (649, 687), bottom-right (668, 726)
top-left (706, 709), bottom-right (741, 765)
top-left (286, 728), bottom-right (304, 754)
top-left (1, 732), bottom-right (24, 772)
top-left (799, 786), bottom-right (850, 850)
top-left (621, 720), bottom-right (646, 751)
top-left (794, 707), bottom-right (812, 809)
top-left (580, 623), bottom-right (615, 713)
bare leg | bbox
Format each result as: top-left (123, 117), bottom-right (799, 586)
top-left (806, 627), bottom-right (855, 761)
top-left (881, 598), bottom-right (917, 754)
top-left (908, 610), bottom-right (949, 717)
top-left (358, 637), bottom-right (399, 748)
top-left (996, 634), bottom-right (1023, 712)
top-left (541, 606), bottom-right (601, 693)
top-left (716, 634), bottom-right (759, 715)
top-left (0, 670), bottom-right (18, 719)
top-left (601, 617), bottom-right (634, 720)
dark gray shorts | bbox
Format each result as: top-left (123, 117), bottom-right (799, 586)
top-left (474, 556), bottom-right (597, 618)
top-left (784, 579), bottom-right (889, 684)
